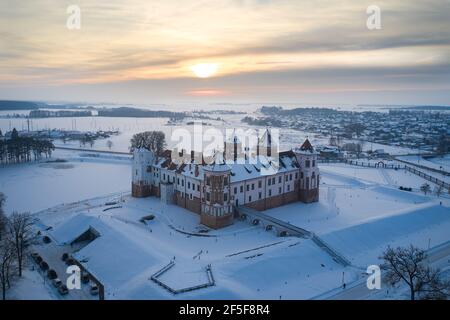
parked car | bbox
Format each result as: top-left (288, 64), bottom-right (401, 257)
top-left (52, 278), bottom-right (62, 288)
top-left (31, 252), bottom-right (40, 260)
top-left (65, 258), bottom-right (75, 266)
top-left (58, 284), bottom-right (69, 295)
top-left (81, 272), bottom-right (90, 284)
top-left (40, 261), bottom-right (49, 271)
top-left (90, 284), bottom-right (99, 295)
top-left (43, 236), bottom-right (51, 244)
top-left (61, 253), bottom-right (69, 262)
top-left (35, 256), bottom-right (43, 264)
top-left (47, 269), bottom-right (57, 280)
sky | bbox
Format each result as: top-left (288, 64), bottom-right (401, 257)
top-left (0, 0), bottom-right (449, 106)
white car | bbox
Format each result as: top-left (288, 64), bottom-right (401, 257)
top-left (90, 284), bottom-right (99, 295)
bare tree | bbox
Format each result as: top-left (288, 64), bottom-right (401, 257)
top-left (7, 212), bottom-right (36, 277)
top-left (381, 245), bottom-right (450, 300)
top-left (381, 245), bottom-right (427, 300)
top-left (434, 184), bottom-right (444, 197)
top-left (0, 238), bottom-right (15, 300)
top-left (0, 193), bottom-right (6, 240)
top-left (420, 183), bottom-right (431, 195)
top-left (417, 267), bottom-right (450, 300)
top-left (106, 140), bottom-right (113, 150)
top-left (130, 131), bottom-right (166, 155)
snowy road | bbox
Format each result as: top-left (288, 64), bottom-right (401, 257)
top-left (326, 241), bottom-right (450, 300)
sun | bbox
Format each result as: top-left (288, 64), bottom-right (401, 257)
top-left (190, 63), bottom-right (218, 78)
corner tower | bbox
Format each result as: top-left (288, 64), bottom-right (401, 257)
top-left (200, 163), bottom-right (233, 229)
top-left (131, 148), bottom-right (154, 198)
top-left (294, 139), bottom-right (320, 203)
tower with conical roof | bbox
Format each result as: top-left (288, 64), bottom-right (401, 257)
top-left (293, 139), bottom-right (320, 203)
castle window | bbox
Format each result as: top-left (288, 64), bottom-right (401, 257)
top-left (289, 174), bottom-right (292, 181)
top-left (182, 180), bottom-right (184, 187)
top-left (224, 193), bottom-right (228, 201)
top-left (285, 175), bottom-right (288, 182)
top-left (135, 169), bottom-right (138, 176)
top-left (287, 185), bottom-right (290, 191)
top-left (259, 192), bottom-right (262, 199)
top-left (295, 173), bottom-right (298, 179)
top-left (197, 185), bottom-right (200, 191)
top-left (188, 182), bottom-right (191, 189)
top-left (279, 176), bottom-right (282, 183)
top-left (163, 173), bottom-right (166, 180)
top-left (269, 189), bottom-right (272, 197)
top-left (206, 177), bottom-right (211, 186)
top-left (312, 160), bottom-right (316, 167)
top-left (177, 178), bottom-right (180, 185)
top-left (251, 183), bottom-right (255, 190)
top-left (224, 177), bottom-right (228, 186)
top-left (301, 172), bottom-right (304, 179)
top-left (279, 187), bottom-right (282, 194)
top-left (272, 177), bottom-right (275, 185)
top-left (305, 160), bottom-right (310, 168)
top-left (234, 187), bottom-right (237, 194)
top-left (258, 180), bottom-right (262, 188)
top-left (246, 185), bottom-right (249, 192)
top-left (306, 177), bottom-right (310, 189)
top-left (240, 185), bottom-right (243, 192)
top-left (268, 179), bottom-right (272, 186)
top-left (248, 196), bottom-right (252, 202)
top-left (206, 192), bottom-right (210, 201)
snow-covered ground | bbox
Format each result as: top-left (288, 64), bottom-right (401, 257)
top-left (0, 149), bottom-right (131, 214)
top-left (397, 155), bottom-right (450, 174)
top-left (2, 141), bottom-right (449, 300)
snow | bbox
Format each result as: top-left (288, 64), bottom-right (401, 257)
top-left (397, 155), bottom-right (450, 175)
top-left (0, 149), bottom-right (131, 214)
top-left (6, 269), bottom-right (55, 300)
top-left (3, 143), bottom-right (449, 300)
top-left (321, 203), bottom-right (450, 266)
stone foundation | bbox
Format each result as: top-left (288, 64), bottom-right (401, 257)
top-left (131, 183), bottom-right (152, 198)
top-left (245, 190), bottom-right (300, 211)
top-left (200, 213), bottom-right (234, 229)
top-left (298, 188), bottom-right (319, 203)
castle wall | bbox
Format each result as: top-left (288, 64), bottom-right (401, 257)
top-left (299, 188), bottom-right (319, 203)
top-left (174, 191), bottom-right (201, 214)
top-left (244, 189), bottom-right (299, 211)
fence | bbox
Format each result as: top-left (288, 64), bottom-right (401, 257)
top-left (405, 166), bottom-right (450, 192)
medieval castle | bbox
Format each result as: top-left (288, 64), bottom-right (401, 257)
top-left (131, 130), bottom-right (319, 229)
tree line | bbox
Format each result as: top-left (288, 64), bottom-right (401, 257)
top-left (0, 128), bottom-right (55, 164)
top-left (0, 193), bottom-right (36, 300)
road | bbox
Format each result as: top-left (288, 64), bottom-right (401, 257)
top-left (326, 241), bottom-right (450, 300)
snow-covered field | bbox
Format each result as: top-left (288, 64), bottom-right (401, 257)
top-left (1, 120), bottom-right (449, 300)
top-left (3, 153), bottom-right (445, 300)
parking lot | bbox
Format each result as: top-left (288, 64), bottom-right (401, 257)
top-left (31, 238), bottom-right (99, 300)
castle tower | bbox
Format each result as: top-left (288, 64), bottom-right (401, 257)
top-left (294, 139), bottom-right (320, 203)
top-left (131, 148), bottom-right (155, 198)
top-left (200, 156), bottom-right (233, 229)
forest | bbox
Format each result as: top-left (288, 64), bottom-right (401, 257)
top-left (0, 128), bottom-right (55, 164)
